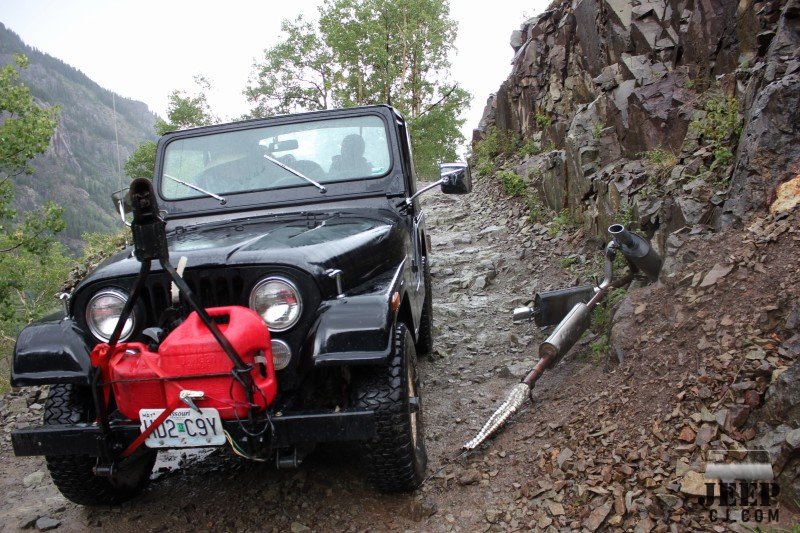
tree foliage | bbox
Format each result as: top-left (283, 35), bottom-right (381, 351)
top-left (245, 16), bottom-right (335, 116)
top-left (123, 141), bottom-right (157, 180)
top-left (0, 54), bottom-right (68, 386)
top-left (246, 0), bottom-right (469, 179)
top-left (0, 54), bottom-right (64, 304)
top-left (124, 77), bottom-right (217, 179)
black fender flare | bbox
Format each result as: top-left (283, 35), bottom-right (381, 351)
top-left (307, 260), bottom-right (409, 367)
top-left (12, 313), bottom-right (94, 387)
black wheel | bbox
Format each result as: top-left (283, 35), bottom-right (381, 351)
top-left (353, 323), bottom-right (427, 492)
top-left (44, 384), bottom-right (156, 506)
top-left (415, 255), bottom-right (434, 356)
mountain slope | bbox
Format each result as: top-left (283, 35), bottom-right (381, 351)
top-left (0, 23), bottom-right (158, 251)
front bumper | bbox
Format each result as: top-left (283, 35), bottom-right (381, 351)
top-left (12, 408), bottom-right (375, 457)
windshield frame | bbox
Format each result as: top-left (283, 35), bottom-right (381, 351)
top-left (153, 106), bottom-right (403, 220)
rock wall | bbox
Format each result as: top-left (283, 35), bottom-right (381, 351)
top-left (475, 0), bottom-right (800, 258)
top-left (475, 0), bottom-right (800, 511)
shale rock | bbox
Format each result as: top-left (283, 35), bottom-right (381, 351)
top-left (761, 359), bottom-right (800, 426)
top-left (475, 0), bottom-right (800, 246)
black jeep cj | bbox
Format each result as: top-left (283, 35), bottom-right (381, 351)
top-left (11, 105), bottom-right (472, 504)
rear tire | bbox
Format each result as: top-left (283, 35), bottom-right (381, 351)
top-left (353, 323), bottom-right (427, 492)
top-left (44, 384), bottom-right (156, 506)
top-left (415, 255), bottom-right (434, 356)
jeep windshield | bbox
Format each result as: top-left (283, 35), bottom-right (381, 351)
top-left (160, 115), bottom-right (392, 200)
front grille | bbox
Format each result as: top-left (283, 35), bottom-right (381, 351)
top-left (140, 271), bottom-right (246, 324)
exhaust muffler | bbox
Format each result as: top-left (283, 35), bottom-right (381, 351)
top-left (538, 302), bottom-right (592, 360)
top-left (463, 224), bottom-right (662, 450)
top-left (608, 224), bottom-right (662, 281)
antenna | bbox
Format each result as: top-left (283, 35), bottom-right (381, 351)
top-left (112, 93), bottom-right (122, 189)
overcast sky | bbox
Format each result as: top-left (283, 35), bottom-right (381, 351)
top-left (1, 0), bottom-right (549, 150)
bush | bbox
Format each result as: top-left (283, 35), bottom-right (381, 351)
top-left (519, 137), bottom-right (541, 157)
top-left (642, 147), bottom-right (677, 168)
top-left (472, 127), bottom-right (519, 177)
top-left (641, 147), bottom-right (677, 185)
top-left (526, 192), bottom-right (547, 223)
top-left (690, 95), bottom-right (742, 173)
top-left (615, 202), bottom-right (638, 231)
top-left (548, 209), bottom-right (578, 236)
top-left (587, 287), bottom-right (628, 362)
top-left (559, 256), bottom-right (578, 269)
top-left (497, 170), bottom-right (526, 197)
top-left (535, 113), bottom-right (551, 129)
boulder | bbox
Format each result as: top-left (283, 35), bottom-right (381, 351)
top-left (624, 71), bottom-right (694, 156)
top-left (722, 74), bottom-right (800, 223)
top-left (761, 359), bottom-right (800, 427)
top-left (510, 29), bottom-right (526, 51)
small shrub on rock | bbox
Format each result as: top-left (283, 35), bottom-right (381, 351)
top-left (497, 170), bottom-right (526, 197)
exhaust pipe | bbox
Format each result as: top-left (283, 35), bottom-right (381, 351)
top-left (608, 224), bottom-right (662, 282)
top-left (464, 223), bottom-right (662, 451)
top-left (538, 302), bottom-right (592, 360)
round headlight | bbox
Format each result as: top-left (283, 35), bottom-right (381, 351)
top-left (86, 289), bottom-right (135, 342)
top-left (249, 277), bottom-right (302, 332)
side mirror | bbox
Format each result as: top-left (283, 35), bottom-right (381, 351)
top-left (398, 162), bottom-right (473, 210)
top-left (439, 162), bottom-right (472, 194)
top-left (111, 187), bottom-right (132, 227)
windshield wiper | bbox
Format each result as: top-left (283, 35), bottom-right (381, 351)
top-left (164, 173), bottom-right (227, 205)
top-left (262, 154), bottom-right (327, 193)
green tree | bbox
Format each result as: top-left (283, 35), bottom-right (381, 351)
top-left (124, 77), bottom-right (217, 179)
top-left (246, 0), bottom-right (469, 179)
top-left (123, 141), bottom-right (157, 180)
top-left (245, 15), bottom-right (335, 116)
top-left (0, 54), bottom-right (68, 389)
top-left (0, 54), bottom-right (64, 308)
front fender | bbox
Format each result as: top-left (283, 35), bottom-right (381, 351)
top-left (307, 261), bottom-right (406, 367)
top-left (12, 315), bottom-right (93, 386)
top-left (308, 294), bottom-right (395, 366)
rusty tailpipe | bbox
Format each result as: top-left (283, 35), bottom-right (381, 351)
top-left (462, 224), bottom-right (658, 450)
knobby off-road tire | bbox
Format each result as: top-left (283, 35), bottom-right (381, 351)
top-left (353, 323), bottom-right (427, 492)
top-left (44, 384), bottom-right (156, 505)
top-left (415, 255), bottom-right (434, 356)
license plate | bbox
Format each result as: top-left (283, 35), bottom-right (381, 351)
top-left (139, 408), bottom-right (226, 448)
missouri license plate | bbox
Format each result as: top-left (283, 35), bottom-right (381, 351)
top-left (139, 408), bottom-right (226, 448)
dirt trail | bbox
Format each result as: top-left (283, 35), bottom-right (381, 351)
top-left (1, 177), bottom-right (797, 532)
top-left (1, 177), bottom-right (570, 532)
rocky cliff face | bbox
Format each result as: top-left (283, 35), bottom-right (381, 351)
top-left (474, 0), bottom-right (800, 513)
top-left (475, 0), bottom-right (799, 255)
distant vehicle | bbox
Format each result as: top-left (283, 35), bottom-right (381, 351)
top-left (11, 105), bottom-right (472, 504)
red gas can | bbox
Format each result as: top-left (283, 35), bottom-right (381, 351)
top-left (110, 306), bottom-right (277, 421)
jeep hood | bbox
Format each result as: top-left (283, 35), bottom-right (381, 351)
top-left (80, 211), bottom-right (407, 291)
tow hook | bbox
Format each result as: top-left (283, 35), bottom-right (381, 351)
top-left (94, 462), bottom-right (114, 478)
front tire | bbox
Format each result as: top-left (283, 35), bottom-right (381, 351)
top-left (353, 323), bottom-right (427, 492)
top-left (44, 384), bottom-right (156, 506)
